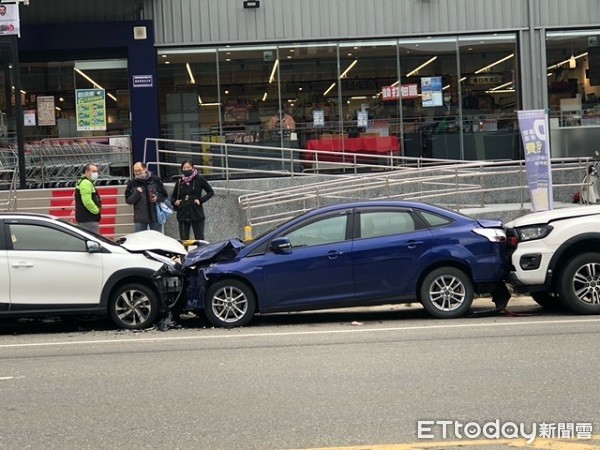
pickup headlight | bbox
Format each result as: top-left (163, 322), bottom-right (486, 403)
top-left (516, 225), bottom-right (553, 241)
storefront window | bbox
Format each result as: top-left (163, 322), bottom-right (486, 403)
top-left (546, 30), bottom-right (599, 158)
top-left (17, 59), bottom-right (130, 142)
top-left (459, 34), bottom-right (519, 160)
top-left (338, 40), bottom-right (398, 139)
top-left (155, 33), bottom-right (520, 167)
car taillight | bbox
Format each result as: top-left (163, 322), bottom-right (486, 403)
top-left (473, 228), bottom-right (506, 243)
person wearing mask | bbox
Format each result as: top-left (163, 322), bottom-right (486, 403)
top-left (125, 161), bottom-right (168, 232)
top-left (170, 160), bottom-right (214, 240)
top-left (74, 163), bottom-right (101, 233)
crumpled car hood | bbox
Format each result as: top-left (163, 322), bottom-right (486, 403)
top-left (182, 239), bottom-right (245, 269)
top-left (118, 230), bottom-right (187, 255)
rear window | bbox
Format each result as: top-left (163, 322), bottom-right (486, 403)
top-left (420, 211), bottom-right (452, 228)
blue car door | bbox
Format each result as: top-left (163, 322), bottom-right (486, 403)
top-left (259, 210), bottom-right (355, 310)
top-left (351, 208), bottom-right (435, 300)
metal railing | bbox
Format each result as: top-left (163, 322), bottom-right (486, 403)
top-left (144, 137), bottom-right (596, 231)
top-left (237, 158), bottom-right (594, 230)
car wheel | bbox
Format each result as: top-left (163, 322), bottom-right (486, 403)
top-left (558, 252), bottom-right (600, 314)
top-left (108, 282), bottom-right (159, 329)
top-left (204, 279), bottom-right (256, 328)
top-left (419, 267), bottom-right (474, 318)
top-left (530, 291), bottom-right (565, 310)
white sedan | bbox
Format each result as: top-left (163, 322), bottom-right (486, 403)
top-left (0, 213), bottom-right (186, 329)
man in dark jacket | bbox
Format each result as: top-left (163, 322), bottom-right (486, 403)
top-left (125, 161), bottom-right (168, 232)
top-left (74, 163), bottom-right (102, 233)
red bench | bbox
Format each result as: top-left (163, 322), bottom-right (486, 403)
top-left (304, 136), bottom-right (400, 165)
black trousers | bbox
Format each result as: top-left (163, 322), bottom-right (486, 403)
top-left (178, 220), bottom-right (205, 240)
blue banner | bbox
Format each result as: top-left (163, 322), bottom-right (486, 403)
top-left (517, 109), bottom-right (553, 211)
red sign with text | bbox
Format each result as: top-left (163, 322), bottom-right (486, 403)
top-left (381, 84), bottom-right (419, 101)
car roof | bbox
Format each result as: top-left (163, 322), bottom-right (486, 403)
top-left (0, 212), bottom-right (56, 219)
top-left (308, 200), bottom-right (464, 217)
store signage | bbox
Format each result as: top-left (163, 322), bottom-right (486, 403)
top-left (132, 75), bottom-right (153, 88)
top-left (381, 83), bottom-right (419, 101)
top-left (467, 74), bottom-right (503, 86)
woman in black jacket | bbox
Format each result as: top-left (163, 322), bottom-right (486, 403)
top-left (170, 160), bottom-right (214, 240)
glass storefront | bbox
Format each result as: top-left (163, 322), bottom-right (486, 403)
top-left (546, 30), bottom-right (600, 159)
top-left (157, 34), bottom-right (519, 164)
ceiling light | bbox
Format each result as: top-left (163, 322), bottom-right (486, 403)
top-left (340, 59), bottom-right (358, 78)
top-left (186, 63), bottom-right (196, 84)
top-left (474, 53), bottom-right (514, 74)
top-left (74, 68), bottom-right (117, 102)
top-left (262, 92), bottom-right (268, 101)
top-left (269, 59), bottom-right (279, 84)
top-left (569, 54), bottom-right (577, 69)
top-left (547, 52), bottom-right (587, 70)
top-left (406, 56), bottom-right (437, 77)
top-left (323, 82), bottom-right (336, 96)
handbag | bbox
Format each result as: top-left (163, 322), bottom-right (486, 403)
top-left (156, 199), bottom-right (174, 225)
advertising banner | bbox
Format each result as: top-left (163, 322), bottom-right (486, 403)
top-left (0, 4), bottom-right (20, 37)
top-left (517, 109), bottom-right (553, 211)
top-left (76, 89), bottom-right (106, 131)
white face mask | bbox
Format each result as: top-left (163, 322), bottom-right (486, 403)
top-left (91, 172), bottom-right (99, 181)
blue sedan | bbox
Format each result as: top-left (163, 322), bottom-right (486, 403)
top-left (168, 201), bottom-right (508, 328)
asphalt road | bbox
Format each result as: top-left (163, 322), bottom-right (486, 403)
top-left (1, 297), bottom-right (600, 450)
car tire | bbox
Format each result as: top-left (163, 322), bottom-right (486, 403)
top-left (558, 252), bottom-right (600, 314)
top-left (530, 291), bottom-right (565, 310)
top-left (204, 279), bottom-right (256, 328)
top-left (108, 282), bottom-right (160, 329)
top-left (419, 267), bottom-right (474, 318)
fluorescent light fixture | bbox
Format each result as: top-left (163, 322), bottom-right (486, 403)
top-left (489, 81), bottom-right (513, 91)
top-left (443, 84), bottom-right (450, 90)
top-left (547, 52), bottom-right (587, 70)
top-left (186, 63), bottom-right (196, 84)
top-left (486, 89), bottom-right (515, 94)
top-left (474, 53), bottom-right (514, 74)
top-left (200, 102), bottom-right (221, 106)
top-left (323, 82), bottom-right (336, 96)
top-left (262, 92), bottom-right (268, 101)
top-left (406, 56), bottom-right (437, 77)
top-left (74, 68), bottom-right (118, 102)
top-left (350, 96), bottom-right (367, 100)
top-left (269, 59), bottom-right (279, 84)
top-left (340, 59), bottom-right (358, 78)
top-left (55, 107), bottom-right (61, 111)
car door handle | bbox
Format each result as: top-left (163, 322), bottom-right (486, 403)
top-left (404, 240), bottom-right (423, 249)
top-left (327, 251), bottom-right (343, 259)
top-left (11, 262), bottom-right (34, 268)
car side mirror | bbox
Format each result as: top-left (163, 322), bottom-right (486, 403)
top-left (86, 240), bottom-right (102, 253)
top-left (270, 237), bottom-right (292, 252)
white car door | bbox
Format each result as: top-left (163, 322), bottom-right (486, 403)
top-left (7, 221), bottom-right (103, 306)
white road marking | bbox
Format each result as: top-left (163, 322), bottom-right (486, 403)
top-left (0, 317), bottom-right (599, 350)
